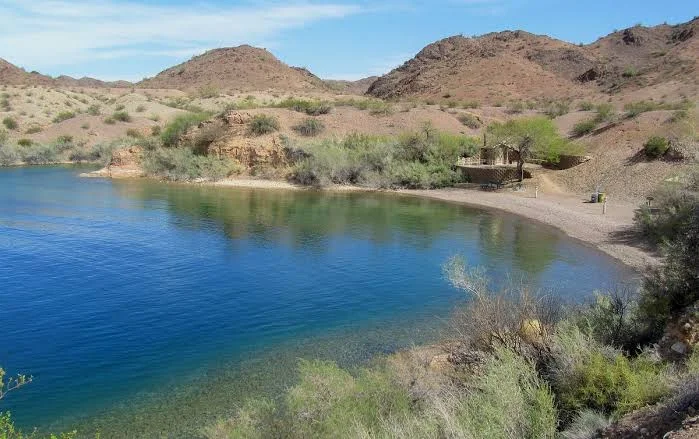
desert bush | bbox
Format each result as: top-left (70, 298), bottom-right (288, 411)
top-left (25, 125), bottom-right (42, 134)
top-left (160, 112), bottom-right (211, 147)
top-left (17, 138), bottom-right (32, 147)
top-left (643, 136), bottom-right (669, 158)
top-left (151, 125), bottom-right (161, 137)
top-left (622, 67), bottom-right (639, 78)
top-left (126, 128), bottom-right (142, 138)
top-left (278, 98), bottom-right (332, 116)
top-left (593, 103), bottom-right (616, 123)
top-left (248, 114), bottom-right (279, 136)
top-left (444, 256), bottom-right (562, 358)
top-left (506, 101), bottom-right (525, 114)
top-left (213, 346), bottom-right (556, 439)
top-left (0, 129), bottom-right (7, 145)
top-left (289, 128), bottom-right (476, 189)
top-left (87, 104), bottom-right (101, 115)
top-left (2, 117), bottom-right (17, 130)
top-left (196, 84), bottom-right (220, 99)
top-left (55, 135), bottom-right (73, 144)
top-left (572, 120), bottom-right (597, 137)
top-left (461, 100), bottom-right (480, 109)
top-left (560, 410), bottom-right (611, 439)
top-left (115, 104), bottom-right (125, 111)
top-left (103, 116), bottom-right (116, 125)
top-left (52, 111), bottom-right (75, 123)
top-left (578, 102), bottom-right (595, 111)
top-left (548, 323), bottom-right (673, 421)
top-left (458, 113), bottom-right (482, 129)
top-left (142, 147), bottom-right (240, 181)
top-left (543, 101), bottom-right (570, 118)
top-left (637, 192), bottom-right (699, 338)
top-left (293, 118), bottom-right (325, 137)
top-left (111, 111), bottom-right (131, 122)
top-left (571, 290), bottom-right (645, 352)
top-left (81, 123), bottom-right (90, 130)
top-left (135, 105), bottom-right (146, 113)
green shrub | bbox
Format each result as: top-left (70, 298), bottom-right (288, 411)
top-left (543, 101), bottom-right (570, 118)
top-left (506, 101), bottom-right (525, 114)
top-left (248, 114), bottom-right (279, 136)
top-left (461, 100), bottom-right (480, 109)
top-left (458, 113), bottom-right (482, 129)
top-left (572, 119), bottom-right (597, 136)
top-left (196, 84), bottom-right (219, 99)
top-left (151, 125), bottom-right (161, 137)
top-left (2, 117), bottom-right (17, 130)
top-left (56, 135), bottom-right (73, 144)
top-left (643, 136), bottom-right (669, 158)
top-left (637, 192), bottom-right (699, 338)
top-left (103, 116), bottom-right (116, 125)
top-left (126, 128), bottom-right (142, 138)
top-left (111, 111), bottom-right (131, 122)
top-left (142, 147), bottom-right (240, 181)
top-left (135, 104), bottom-right (146, 113)
top-left (160, 112), bottom-right (211, 147)
top-left (622, 67), bottom-right (639, 78)
top-left (25, 125), bottom-right (41, 134)
top-left (52, 111), bottom-right (75, 123)
top-left (293, 118), bottom-right (325, 137)
top-left (578, 102), bottom-right (595, 111)
top-left (550, 324), bottom-right (672, 420)
top-left (17, 138), bottom-right (32, 147)
top-left (86, 104), bottom-right (101, 115)
top-left (593, 103), bottom-right (616, 123)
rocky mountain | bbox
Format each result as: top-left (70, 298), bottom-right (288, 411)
top-left (367, 18), bottom-right (698, 103)
top-left (324, 76), bottom-right (379, 95)
top-left (54, 75), bottom-right (132, 88)
top-left (0, 58), bottom-right (54, 86)
top-left (138, 45), bottom-right (328, 93)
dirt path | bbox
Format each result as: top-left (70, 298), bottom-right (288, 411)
top-left (399, 186), bottom-right (657, 271)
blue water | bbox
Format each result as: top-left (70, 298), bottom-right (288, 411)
top-left (0, 166), bottom-right (635, 437)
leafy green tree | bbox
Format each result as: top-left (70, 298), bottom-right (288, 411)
top-left (486, 117), bottom-right (572, 181)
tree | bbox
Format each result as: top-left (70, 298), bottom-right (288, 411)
top-left (486, 117), bottom-right (572, 181)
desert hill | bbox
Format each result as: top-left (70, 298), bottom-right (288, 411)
top-left (138, 45), bottom-right (328, 94)
top-left (0, 58), bottom-right (54, 86)
top-left (367, 18), bottom-right (698, 104)
top-left (325, 76), bottom-right (379, 95)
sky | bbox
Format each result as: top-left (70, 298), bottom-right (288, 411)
top-left (0, 0), bottom-right (696, 82)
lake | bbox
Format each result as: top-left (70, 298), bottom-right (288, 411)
top-left (0, 166), bottom-right (635, 437)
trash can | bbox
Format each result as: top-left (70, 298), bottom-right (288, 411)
top-left (597, 193), bottom-right (606, 203)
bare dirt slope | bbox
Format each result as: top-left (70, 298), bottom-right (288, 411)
top-left (138, 45), bottom-right (328, 94)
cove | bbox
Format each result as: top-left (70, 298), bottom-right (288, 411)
top-left (0, 166), bottom-right (635, 437)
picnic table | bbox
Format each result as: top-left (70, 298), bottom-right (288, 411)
top-left (480, 181), bottom-right (504, 191)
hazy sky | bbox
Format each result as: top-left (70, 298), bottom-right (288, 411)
top-left (0, 0), bottom-right (695, 82)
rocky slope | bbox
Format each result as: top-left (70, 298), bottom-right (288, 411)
top-left (0, 58), bottom-right (54, 86)
top-left (367, 18), bottom-right (698, 103)
top-left (138, 45), bottom-right (328, 93)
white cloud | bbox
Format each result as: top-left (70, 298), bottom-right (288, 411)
top-left (0, 0), bottom-right (362, 72)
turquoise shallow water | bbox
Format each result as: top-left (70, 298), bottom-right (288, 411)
top-left (0, 166), bottom-right (635, 437)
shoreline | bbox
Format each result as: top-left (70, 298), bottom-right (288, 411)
top-left (209, 177), bottom-right (657, 271)
top-left (78, 169), bottom-right (657, 271)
